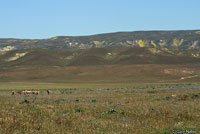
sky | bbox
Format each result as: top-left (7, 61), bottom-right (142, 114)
top-left (0, 0), bottom-right (200, 39)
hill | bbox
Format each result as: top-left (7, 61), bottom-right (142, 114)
top-left (1, 47), bottom-right (200, 67)
top-left (0, 48), bottom-right (200, 83)
top-left (0, 30), bottom-right (200, 50)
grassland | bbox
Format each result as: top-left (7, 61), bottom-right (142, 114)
top-left (0, 64), bottom-right (200, 84)
top-left (0, 48), bottom-right (200, 133)
top-left (1, 48), bottom-right (200, 84)
top-left (0, 83), bottom-right (200, 134)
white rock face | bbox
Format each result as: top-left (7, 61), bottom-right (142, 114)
top-left (180, 75), bottom-right (199, 80)
top-left (107, 53), bottom-right (112, 55)
top-left (189, 41), bottom-right (199, 49)
top-left (191, 53), bottom-right (200, 58)
top-left (0, 46), bottom-right (16, 55)
top-left (6, 52), bottom-right (28, 61)
top-left (148, 48), bottom-right (161, 54)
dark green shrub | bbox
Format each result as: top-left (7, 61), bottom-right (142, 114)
top-left (75, 108), bottom-right (82, 113)
top-left (154, 96), bottom-right (171, 101)
top-left (104, 109), bottom-right (117, 114)
top-left (91, 99), bottom-right (96, 102)
top-left (192, 94), bottom-right (199, 99)
top-left (20, 99), bottom-right (30, 104)
top-left (75, 99), bottom-right (80, 102)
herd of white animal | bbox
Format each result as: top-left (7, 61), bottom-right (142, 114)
top-left (12, 90), bottom-right (50, 95)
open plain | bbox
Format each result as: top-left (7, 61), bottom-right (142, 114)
top-left (0, 48), bottom-right (200, 133)
top-left (0, 83), bottom-right (200, 134)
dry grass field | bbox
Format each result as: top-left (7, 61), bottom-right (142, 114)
top-left (1, 48), bottom-right (200, 133)
top-left (0, 64), bottom-right (200, 83)
top-left (0, 83), bottom-right (199, 134)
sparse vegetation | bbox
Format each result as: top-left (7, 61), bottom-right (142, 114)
top-left (0, 83), bottom-right (199, 133)
top-left (0, 48), bottom-right (200, 84)
top-left (154, 96), bottom-right (171, 101)
top-left (0, 43), bottom-right (200, 133)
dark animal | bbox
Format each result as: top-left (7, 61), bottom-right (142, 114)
top-left (47, 90), bottom-right (50, 95)
top-left (12, 91), bottom-right (15, 95)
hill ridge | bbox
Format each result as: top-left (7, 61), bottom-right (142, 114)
top-left (0, 30), bottom-right (200, 50)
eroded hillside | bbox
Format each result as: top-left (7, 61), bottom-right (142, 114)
top-left (0, 30), bottom-right (200, 49)
top-left (1, 48), bottom-right (200, 67)
top-left (0, 48), bottom-right (200, 83)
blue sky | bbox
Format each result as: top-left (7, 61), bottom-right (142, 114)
top-left (0, 0), bottom-right (200, 39)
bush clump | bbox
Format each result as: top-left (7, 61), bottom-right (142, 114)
top-left (91, 99), bottom-right (96, 102)
top-left (19, 99), bottom-right (30, 104)
top-left (75, 108), bottom-right (82, 113)
top-left (154, 96), bottom-right (171, 101)
top-left (104, 109), bottom-right (117, 114)
top-left (75, 99), bottom-right (80, 102)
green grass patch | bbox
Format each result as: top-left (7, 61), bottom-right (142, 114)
top-left (154, 96), bottom-right (171, 101)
